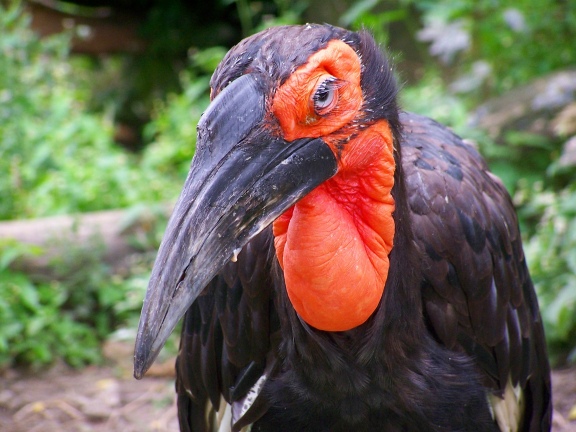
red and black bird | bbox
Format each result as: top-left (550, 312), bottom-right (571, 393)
top-left (134, 24), bottom-right (552, 431)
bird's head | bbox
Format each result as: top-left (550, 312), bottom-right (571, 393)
top-left (134, 24), bottom-right (400, 378)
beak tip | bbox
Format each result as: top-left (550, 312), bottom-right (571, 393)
top-left (133, 352), bottom-right (145, 380)
top-left (133, 367), bottom-right (145, 380)
top-left (133, 330), bottom-right (154, 380)
top-left (133, 346), bottom-right (153, 380)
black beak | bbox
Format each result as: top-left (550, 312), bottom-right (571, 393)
top-left (134, 74), bottom-right (338, 378)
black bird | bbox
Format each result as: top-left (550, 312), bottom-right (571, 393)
top-left (134, 24), bottom-right (551, 431)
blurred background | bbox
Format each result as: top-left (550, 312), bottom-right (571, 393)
top-left (0, 0), bottom-right (575, 430)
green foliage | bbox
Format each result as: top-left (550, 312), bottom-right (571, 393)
top-left (523, 185), bottom-right (576, 364)
top-left (0, 0), bottom-right (297, 368)
top-left (0, 231), bottom-right (158, 369)
top-left (142, 49), bottom-right (224, 179)
top-left (0, 2), bottom-right (175, 220)
top-left (229, 0), bottom-right (307, 35)
top-left (0, 242), bottom-right (101, 367)
top-left (413, 0), bottom-right (576, 95)
top-left (340, 0), bottom-right (408, 45)
top-left (0, 4), bottom-right (169, 367)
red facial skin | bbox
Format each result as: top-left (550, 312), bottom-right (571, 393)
top-left (271, 40), bottom-right (396, 331)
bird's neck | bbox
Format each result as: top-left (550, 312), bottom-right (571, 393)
top-left (273, 120), bottom-right (395, 331)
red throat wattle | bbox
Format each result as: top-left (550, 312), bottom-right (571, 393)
top-left (273, 121), bottom-right (395, 331)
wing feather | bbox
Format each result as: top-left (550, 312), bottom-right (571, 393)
top-left (175, 230), bottom-right (277, 431)
top-left (401, 111), bottom-right (550, 429)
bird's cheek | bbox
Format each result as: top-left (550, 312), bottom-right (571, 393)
top-left (329, 120), bottom-right (395, 174)
top-left (271, 39), bottom-right (363, 142)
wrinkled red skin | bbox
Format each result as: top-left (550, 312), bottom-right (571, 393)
top-left (271, 40), bottom-right (395, 331)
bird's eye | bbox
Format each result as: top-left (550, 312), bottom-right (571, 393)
top-left (313, 77), bottom-right (339, 116)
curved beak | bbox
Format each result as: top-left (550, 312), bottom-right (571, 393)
top-left (134, 74), bottom-right (338, 378)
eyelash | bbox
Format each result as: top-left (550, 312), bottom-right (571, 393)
top-left (313, 77), bottom-right (340, 116)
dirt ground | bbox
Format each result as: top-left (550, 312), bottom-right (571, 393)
top-left (1, 341), bottom-right (575, 432)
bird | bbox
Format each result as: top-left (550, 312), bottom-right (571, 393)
top-left (133, 24), bottom-right (552, 431)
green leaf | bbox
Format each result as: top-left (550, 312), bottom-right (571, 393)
top-left (340, 0), bottom-right (380, 26)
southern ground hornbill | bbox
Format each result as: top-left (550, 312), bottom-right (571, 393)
top-left (134, 24), bottom-right (552, 431)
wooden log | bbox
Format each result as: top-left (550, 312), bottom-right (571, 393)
top-left (0, 205), bottom-right (170, 276)
top-left (26, 0), bottom-right (147, 54)
top-left (472, 70), bottom-right (576, 141)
